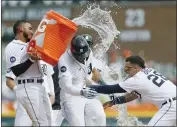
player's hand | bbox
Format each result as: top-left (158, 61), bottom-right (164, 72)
top-left (28, 49), bottom-right (41, 61)
top-left (103, 101), bottom-right (114, 109)
top-left (80, 87), bottom-right (98, 99)
top-left (92, 68), bottom-right (101, 82)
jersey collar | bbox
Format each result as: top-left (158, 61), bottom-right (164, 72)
top-left (12, 39), bottom-right (28, 46)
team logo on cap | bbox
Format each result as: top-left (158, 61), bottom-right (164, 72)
top-left (80, 49), bottom-right (83, 53)
top-left (60, 66), bottom-right (67, 72)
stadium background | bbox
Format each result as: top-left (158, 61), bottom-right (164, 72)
top-left (1, 0), bottom-right (176, 126)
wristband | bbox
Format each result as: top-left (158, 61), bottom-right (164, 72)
top-left (29, 58), bottom-right (36, 63)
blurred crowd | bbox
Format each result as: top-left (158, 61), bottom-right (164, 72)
top-left (2, 0), bottom-right (173, 7)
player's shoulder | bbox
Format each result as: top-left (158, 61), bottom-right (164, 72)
top-left (5, 40), bottom-right (27, 51)
top-left (5, 40), bottom-right (14, 50)
top-left (58, 51), bottom-right (70, 68)
top-left (58, 54), bottom-right (71, 76)
top-left (140, 68), bottom-right (154, 75)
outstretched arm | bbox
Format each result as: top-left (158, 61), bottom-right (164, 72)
top-left (89, 84), bottom-right (126, 94)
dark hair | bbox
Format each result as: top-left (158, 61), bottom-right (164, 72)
top-left (125, 55), bottom-right (146, 68)
top-left (13, 20), bottom-right (28, 35)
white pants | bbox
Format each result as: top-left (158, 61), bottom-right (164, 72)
top-left (15, 83), bottom-right (51, 126)
top-left (148, 100), bottom-right (176, 126)
top-left (52, 110), bottom-right (64, 126)
top-left (14, 102), bottom-right (31, 126)
top-left (61, 96), bottom-right (106, 126)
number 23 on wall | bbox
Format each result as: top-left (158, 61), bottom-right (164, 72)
top-left (125, 9), bottom-right (145, 27)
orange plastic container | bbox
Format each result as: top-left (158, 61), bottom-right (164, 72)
top-left (27, 10), bottom-right (78, 66)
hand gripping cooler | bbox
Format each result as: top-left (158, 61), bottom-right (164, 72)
top-left (27, 10), bottom-right (78, 66)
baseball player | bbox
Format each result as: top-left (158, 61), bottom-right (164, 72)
top-left (51, 34), bottom-right (109, 126)
top-left (14, 60), bottom-right (55, 126)
top-left (4, 20), bottom-right (51, 126)
top-left (89, 55), bottom-right (176, 126)
top-left (58, 35), bottom-right (106, 126)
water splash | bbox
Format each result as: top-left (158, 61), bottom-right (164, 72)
top-left (72, 3), bottom-right (146, 126)
top-left (72, 3), bottom-right (120, 61)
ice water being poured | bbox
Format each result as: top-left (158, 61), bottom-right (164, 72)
top-left (72, 3), bottom-right (120, 61)
top-left (72, 3), bottom-right (146, 126)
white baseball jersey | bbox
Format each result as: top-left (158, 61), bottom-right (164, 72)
top-left (4, 39), bottom-right (50, 126)
top-left (40, 60), bottom-right (54, 94)
top-left (119, 68), bottom-right (176, 108)
top-left (58, 49), bottom-right (93, 102)
top-left (4, 39), bottom-right (42, 80)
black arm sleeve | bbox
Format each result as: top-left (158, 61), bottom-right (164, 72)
top-left (89, 84), bottom-right (126, 94)
top-left (11, 59), bottom-right (34, 77)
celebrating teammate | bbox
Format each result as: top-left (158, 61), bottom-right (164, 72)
top-left (57, 35), bottom-right (106, 126)
top-left (88, 55), bottom-right (176, 126)
top-left (4, 20), bottom-right (51, 126)
top-left (14, 60), bottom-right (55, 126)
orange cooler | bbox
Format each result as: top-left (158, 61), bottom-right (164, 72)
top-left (27, 10), bottom-right (78, 66)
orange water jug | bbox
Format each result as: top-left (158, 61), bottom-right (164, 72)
top-left (27, 10), bottom-right (78, 66)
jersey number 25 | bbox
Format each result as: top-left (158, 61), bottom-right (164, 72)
top-left (147, 71), bottom-right (167, 87)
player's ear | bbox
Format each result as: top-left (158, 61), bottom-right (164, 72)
top-left (19, 26), bottom-right (23, 32)
top-left (134, 65), bottom-right (139, 69)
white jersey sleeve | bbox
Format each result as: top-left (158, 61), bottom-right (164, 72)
top-left (4, 41), bottom-right (26, 79)
top-left (119, 77), bottom-right (141, 94)
top-left (58, 56), bottom-right (81, 95)
top-left (4, 43), bottom-right (23, 69)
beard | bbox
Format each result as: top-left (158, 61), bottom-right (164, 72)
top-left (23, 31), bottom-right (31, 42)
